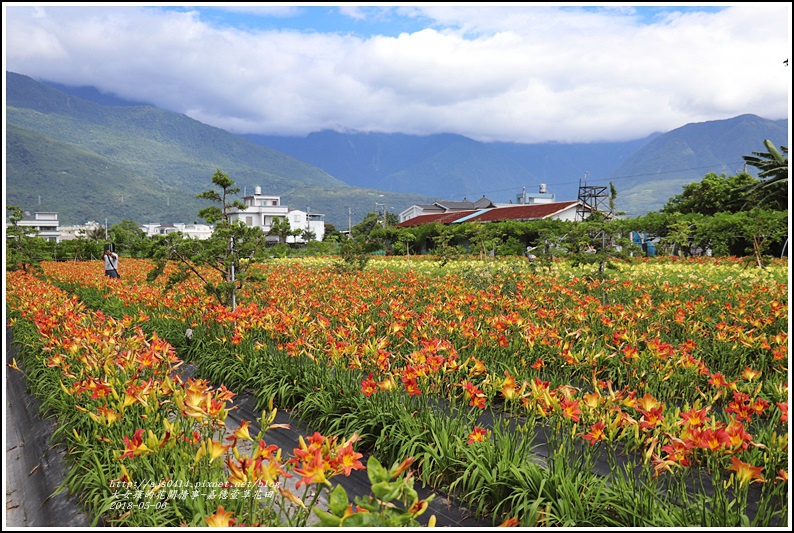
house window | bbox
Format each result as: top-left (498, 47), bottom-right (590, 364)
top-left (246, 216), bottom-right (253, 226)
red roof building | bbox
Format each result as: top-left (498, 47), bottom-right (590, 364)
top-left (396, 201), bottom-right (588, 227)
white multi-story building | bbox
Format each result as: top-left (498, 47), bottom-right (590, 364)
top-left (8, 212), bottom-right (61, 242)
top-left (139, 223), bottom-right (213, 240)
top-left (228, 186), bottom-right (324, 243)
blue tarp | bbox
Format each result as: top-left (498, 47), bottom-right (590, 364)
top-left (631, 231), bottom-right (657, 256)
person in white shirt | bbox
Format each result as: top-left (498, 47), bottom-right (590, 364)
top-left (103, 248), bottom-right (120, 278)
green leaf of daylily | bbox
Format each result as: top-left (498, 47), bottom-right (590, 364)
top-left (328, 484), bottom-right (349, 517)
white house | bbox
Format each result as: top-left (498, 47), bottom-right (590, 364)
top-left (9, 212), bottom-right (61, 242)
top-left (139, 223), bottom-right (213, 240)
top-left (399, 197), bottom-right (494, 223)
top-left (178, 223), bottom-right (214, 240)
top-left (228, 186), bottom-right (324, 243)
top-left (59, 220), bottom-right (103, 241)
top-left (286, 209), bottom-right (326, 243)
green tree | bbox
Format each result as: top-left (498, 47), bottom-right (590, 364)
top-left (109, 219), bottom-right (149, 257)
top-left (351, 212), bottom-right (381, 239)
top-left (431, 225), bottom-right (461, 266)
top-left (466, 222), bottom-right (504, 260)
top-left (6, 206), bottom-right (51, 273)
top-left (660, 216), bottom-right (697, 256)
top-left (268, 216), bottom-right (300, 245)
top-left (335, 236), bottom-right (371, 271)
top-left (733, 208), bottom-right (789, 267)
top-left (394, 230), bottom-right (417, 256)
top-left (352, 211), bottom-right (398, 240)
top-left (661, 172), bottom-right (760, 216)
top-left (147, 169), bottom-right (268, 309)
top-left (742, 139), bottom-right (788, 210)
top-left (55, 237), bottom-right (103, 261)
top-left (323, 223), bottom-right (343, 242)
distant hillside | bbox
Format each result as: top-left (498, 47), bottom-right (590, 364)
top-left (248, 131), bottom-right (543, 201)
top-left (246, 114), bottom-right (786, 215)
top-left (10, 71), bottom-right (788, 226)
top-left (6, 124), bottom-right (198, 224)
top-left (6, 71), bottom-right (434, 227)
top-left (614, 114), bottom-right (789, 216)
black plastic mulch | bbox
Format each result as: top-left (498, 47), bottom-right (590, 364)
top-left (4, 327), bottom-right (491, 528)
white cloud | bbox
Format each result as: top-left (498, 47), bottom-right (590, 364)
top-left (4, 4), bottom-right (790, 143)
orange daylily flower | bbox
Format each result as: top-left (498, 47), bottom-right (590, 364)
top-left (728, 456), bottom-right (765, 487)
top-left (499, 516), bottom-right (520, 527)
top-left (120, 429), bottom-right (152, 460)
top-left (635, 393), bottom-right (662, 412)
top-left (232, 420), bottom-right (253, 441)
top-left (696, 428), bottom-right (729, 452)
top-left (205, 505), bottom-right (236, 527)
top-left (392, 456), bottom-right (415, 477)
top-left (723, 420), bottom-right (753, 451)
top-left (660, 436), bottom-right (693, 467)
top-left (463, 381), bottom-right (487, 409)
top-left (582, 420), bottom-right (606, 446)
top-left (294, 448), bottom-right (330, 488)
top-left (638, 405), bottom-right (665, 431)
top-left (651, 454), bottom-right (679, 478)
top-left (332, 443), bottom-right (365, 476)
top-left (500, 371), bottom-right (520, 401)
top-left (206, 439), bottom-right (230, 462)
top-left (741, 366), bottom-right (761, 381)
top-left (582, 391), bottom-right (601, 409)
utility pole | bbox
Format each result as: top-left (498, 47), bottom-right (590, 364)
top-left (229, 235), bottom-right (236, 310)
top-left (348, 208), bottom-right (352, 238)
top-left (375, 202), bottom-right (386, 229)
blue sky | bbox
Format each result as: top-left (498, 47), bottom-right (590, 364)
top-left (158, 5), bottom-right (729, 37)
top-left (4, 3), bottom-right (790, 143)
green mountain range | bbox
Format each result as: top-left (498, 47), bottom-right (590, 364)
top-left (5, 71), bottom-right (430, 227)
top-left (6, 70), bottom-right (788, 227)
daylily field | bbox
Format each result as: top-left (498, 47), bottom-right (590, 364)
top-left (6, 255), bottom-right (789, 527)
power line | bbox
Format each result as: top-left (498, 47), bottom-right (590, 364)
top-left (443, 161), bottom-right (749, 200)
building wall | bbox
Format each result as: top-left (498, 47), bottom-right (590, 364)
top-left (11, 212), bottom-right (60, 242)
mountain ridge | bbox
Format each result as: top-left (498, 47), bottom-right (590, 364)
top-left (6, 70), bottom-right (788, 226)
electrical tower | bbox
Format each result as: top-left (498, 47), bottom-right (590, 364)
top-left (576, 172), bottom-right (609, 221)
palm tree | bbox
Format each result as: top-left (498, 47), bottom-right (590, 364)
top-left (742, 139), bottom-right (788, 210)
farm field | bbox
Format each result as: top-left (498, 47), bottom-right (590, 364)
top-left (5, 255), bottom-right (789, 527)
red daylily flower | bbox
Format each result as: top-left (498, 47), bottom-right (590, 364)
top-left (361, 373), bottom-right (378, 397)
top-left (680, 406), bottom-right (710, 428)
top-left (559, 399), bottom-right (581, 422)
top-left (467, 426), bottom-right (488, 445)
top-left (582, 420), bottom-right (606, 446)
